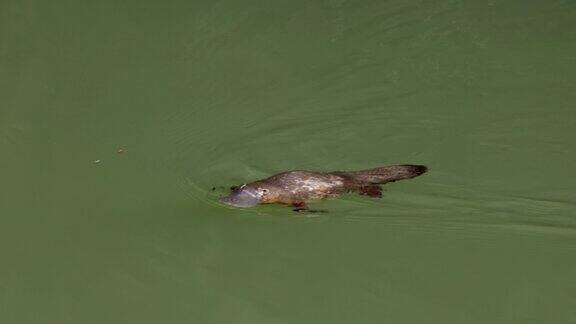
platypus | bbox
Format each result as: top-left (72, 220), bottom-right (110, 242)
top-left (220, 164), bottom-right (427, 211)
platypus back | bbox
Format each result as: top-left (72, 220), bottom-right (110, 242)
top-left (334, 164), bottom-right (427, 185)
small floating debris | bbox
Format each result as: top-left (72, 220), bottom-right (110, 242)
top-left (117, 148), bottom-right (125, 154)
top-left (94, 159), bottom-right (101, 164)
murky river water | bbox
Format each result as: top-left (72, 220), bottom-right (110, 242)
top-left (1, 0), bottom-right (576, 323)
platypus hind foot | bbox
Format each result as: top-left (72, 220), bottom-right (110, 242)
top-left (359, 185), bottom-right (383, 198)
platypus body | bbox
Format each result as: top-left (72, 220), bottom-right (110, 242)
top-left (220, 164), bottom-right (427, 211)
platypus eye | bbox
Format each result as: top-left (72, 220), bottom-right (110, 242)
top-left (259, 188), bottom-right (269, 194)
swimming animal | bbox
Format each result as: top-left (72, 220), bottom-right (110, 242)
top-left (220, 164), bottom-right (427, 211)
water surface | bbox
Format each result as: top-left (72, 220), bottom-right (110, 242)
top-left (1, 0), bottom-right (576, 323)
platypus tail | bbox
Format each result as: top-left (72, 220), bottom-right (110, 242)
top-left (340, 164), bottom-right (427, 184)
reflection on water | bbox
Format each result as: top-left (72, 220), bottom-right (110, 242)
top-left (1, 0), bottom-right (576, 322)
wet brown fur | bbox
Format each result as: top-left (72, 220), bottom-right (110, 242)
top-left (235, 164), bottom-right (427, 208)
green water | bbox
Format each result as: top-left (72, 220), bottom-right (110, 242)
top-left (2, 0), bottom-right (576, 323)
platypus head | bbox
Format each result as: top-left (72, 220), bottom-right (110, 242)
top-left (220, 184), bottom-right (263, 208)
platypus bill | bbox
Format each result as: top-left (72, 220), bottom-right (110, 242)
top-left (220, 164), bottom-right (427, 212)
